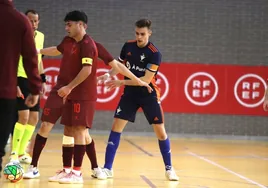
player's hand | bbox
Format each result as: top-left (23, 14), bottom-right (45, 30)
top-left (40, 83), bottom-right (47, 96)
top-left (25, 94), bottom-right (39, 107)
top-left (263, 99), bottom-right (268, 111)
top-left (57, 85), bottom-right (72, 98)
top-left (137, 80), bottom-right (153, 93)
top-left (105, 80), bottom-right (123, 90)
top-left (97, 73), bottom-right (110, 84)
top-left (17, 86), bottom-right (24, 99)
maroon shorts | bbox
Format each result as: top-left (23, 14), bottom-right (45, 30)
top-left (41, 91), bottom-right (96, 128)
top-left (61, 99), bottom-right (96, 128)
top-left (41, 91), bottom-right (63, 124)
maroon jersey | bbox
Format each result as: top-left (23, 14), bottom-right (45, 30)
top-left (56, 34), bottom-right (98, 100)
top-left (0, 0), bottom-right (41, 99)
top-left (95, 42), bottom-right (114, 65)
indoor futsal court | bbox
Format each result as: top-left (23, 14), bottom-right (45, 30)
top-left (1, 133), bottom-right (267, 188)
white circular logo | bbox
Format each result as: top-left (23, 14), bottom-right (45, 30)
top-left (43, 67), bottom-right (59, 100)
top-left (97, 68), bottom-right (120, 103)
top-left (155, 72), bottom-right (169, 101)
top-left (184, 72), bottom-right (219, 106)
top-left (234, 74), bottom-right (267, 108)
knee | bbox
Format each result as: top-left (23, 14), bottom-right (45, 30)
top-left (64, 126), bottom-right (73, 137)
top-left (28, 115), bottom-right (39, 125)
top-left (85, 132), bottom-right (92, 144)
top-left (39, 121), bottom-right (53, 136)
top-left (157, 134), bottom-right (168, 140)
top-left (18, 115), bottom-right (28, 125)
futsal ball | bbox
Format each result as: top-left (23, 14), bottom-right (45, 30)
top-left (3, 162), bottom-right (24, 183)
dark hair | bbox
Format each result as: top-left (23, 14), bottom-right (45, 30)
top-left (25, 9), bottom-right (39, 19)
top-left (135, 19), bottom-right (152, 29)
top-left (64, 10), bottom-right (87, 24)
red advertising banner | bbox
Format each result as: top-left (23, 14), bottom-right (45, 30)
top-left (41, 59), bottom-right (268, 116)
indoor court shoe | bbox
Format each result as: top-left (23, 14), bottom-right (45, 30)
top-left (23, 165), bottom-right (40, 179)
top-left (102, 168), bottom-right (113, 178)
top-left (165, 167), bottom-right (179, 181)
top-left (48, 169), bottom-right (69, 182)
top-left (19, 153), bottom-right (32, 164)
top-left (9, 152), bottom-right (19, 164)
top-left (58, 171), bottom-right (83, 184)
top-left (91, 167), bottom-right (107, 180)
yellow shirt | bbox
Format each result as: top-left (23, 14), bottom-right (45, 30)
top-left (17, 30), bottom-right (44, 78)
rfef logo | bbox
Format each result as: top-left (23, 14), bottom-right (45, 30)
top-left (155, 72), bottom-right (169, 102)
top-left (43, 67), bottom-right (59, 100)
top-left (234, 74), bottom-right (266, 108)
top-left (96, 68), bottom-right (120, 103)
top-left (184, 72), bottom-right (219, 106)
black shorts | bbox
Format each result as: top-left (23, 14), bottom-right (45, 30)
top-left (114, 94), bottom-right (164, 125)
top-left (17, 77), bottom-right (40, 111)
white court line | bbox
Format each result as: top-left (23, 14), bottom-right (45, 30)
top-left (249, 154), bottom-right (268, 161)
top-left (188, 151), bottom-right (267, 188)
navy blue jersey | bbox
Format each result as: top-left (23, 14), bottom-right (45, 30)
top-left (118, 40), bottom-right (162, 99)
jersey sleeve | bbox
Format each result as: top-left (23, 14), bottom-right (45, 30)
top-left (95, 41), bottom-right (114, 65)
top-left (146, 51), bottom-right (162, 72)
top-left (80, 38), bottom-right (97, 66)
top-left (56, 37), bottom-right (67, 54)
top-left (118, 42), bottom-right (127, 63)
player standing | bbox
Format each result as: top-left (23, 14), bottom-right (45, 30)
top-left (24, 11), bottom-right (151, 183)
top-left (99, 18), bottom-right (179, 181)
top-left (10, 9), bottom-right (46, 165)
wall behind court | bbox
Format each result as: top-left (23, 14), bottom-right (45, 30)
top-left (14, 0), bottom-right (268, 137)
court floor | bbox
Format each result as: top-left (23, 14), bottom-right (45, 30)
top-left (0, 134), bottom-right (267, 188)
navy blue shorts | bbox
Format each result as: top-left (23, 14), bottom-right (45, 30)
top-left (114, 94), bottom-right (164, 124)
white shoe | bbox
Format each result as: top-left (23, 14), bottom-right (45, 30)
top-left (165, 168), bottom-right (179, 181)
top-left (9, 152), bottom-right (19, 164)
top-left (58, 171), bottom-right (83, 184)
top-left (102, 168), bottom-right (113, 178)
top-left (19, 153), bottom-right (32, 164)
top-left (91, 167), bottom-right (107, 180)
top-left (48, 169), bottom-right (69, 182)
top-left (23, 165), bottom-right (40, 179)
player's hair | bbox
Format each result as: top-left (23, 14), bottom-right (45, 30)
top-left (25, 9), bottom-right (39, 19)
top-left (135, 19), bottom-right (152, 29)
top-left (64, 10), bottom-right (88, 24)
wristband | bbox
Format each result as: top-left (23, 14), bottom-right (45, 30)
top-left (40, 73), bottom-right (46, 83)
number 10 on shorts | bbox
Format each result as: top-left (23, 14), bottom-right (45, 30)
top-left (73, 103), bottom-right (81, 113)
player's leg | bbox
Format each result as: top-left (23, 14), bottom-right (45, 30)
top-left (10, 109), bottom-right (29, 162)
top-left (18, 102), bottom-right (40, 164)
top-left (49, 125), bottom-right (73, 182)
top-left (59, 100), bottom-right (95, 183)
top-left (10, 78), bottom-right (32, 162)
top-left (23, 91), bottom-right (63, 179)
top-left (0, 99), bottom-right (16, 173)
top-left (85, 131), bottom-right (106, 179)
top-left (58, 125), bottom-right (86, 184)
top-left (141, 97), bottom-right (179, 181)
top-left (103, 94), bottom-right (139, 177)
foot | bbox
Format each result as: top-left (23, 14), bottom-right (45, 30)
top-left (19, 153), bottom-right (32, 164)
top-left (48, 169), bottom-right (69, 182)
top-left (9, 152), bottom-right (19, 164)
top-left (102, 168), bottom-right (113, 178)
top-left (165, 167), bottom-right (179, 181)
top-left (91, 167), bottom-right (107, 180)
top-left (23, 165), bottom-right (40, 179)
top-left (58, 171), bottom-right (83, 184)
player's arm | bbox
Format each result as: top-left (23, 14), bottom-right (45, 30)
top-left (119, 52), bottom-right (161, 85)
top-left (39, 46), bottom-right (61, 56)
top-left (57, 41), bottom-right (95, 98)
top-left (96, 42), bottom-right (140, 83)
